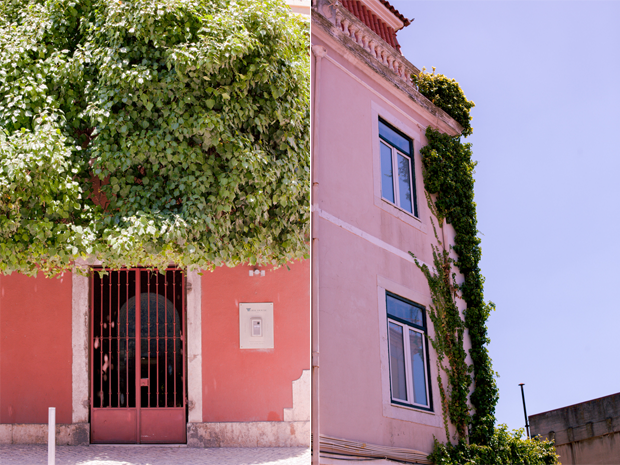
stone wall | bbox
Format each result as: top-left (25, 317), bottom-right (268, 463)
top-left (530, 392), bottom-right (620, 464)
top-left (0, 423), bottom-right (89, 446)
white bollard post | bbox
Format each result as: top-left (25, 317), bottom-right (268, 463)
top-left (48, 407), bottom-right (55, 465)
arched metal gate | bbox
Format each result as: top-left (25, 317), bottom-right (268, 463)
top-left (90, 268), bottom-right (186, 443)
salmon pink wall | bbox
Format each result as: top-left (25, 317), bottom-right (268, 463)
top-left (201, 260), bottom-right (309, 422)
top-left (310, 31), bottom-right (462, 452)
top-left (0, 272), bottom-right (73, 424)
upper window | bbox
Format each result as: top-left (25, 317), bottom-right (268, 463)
top-left (379, 119), bottom-right (418, 217)
top-left (386, 292), bottom-right (430, 409)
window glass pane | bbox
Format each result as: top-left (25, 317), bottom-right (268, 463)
top-left (409, 330), bottom-right (428, 406)
top-left (397, 154), bottom-right (413, 213)
top-left (388, 322), bottom-right (407, 401)
top-left (387, 294), bottom-right (423, 327)
top-left (379, 120), bottom-right (411, 155)
top-left (380, 142), bottom-right (394, 203)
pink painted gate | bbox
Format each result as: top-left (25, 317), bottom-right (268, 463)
top-left (90, 268), bottom-right (186, 444)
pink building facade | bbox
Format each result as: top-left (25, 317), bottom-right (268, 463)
top-left (0, 0), bottom-right (311, 449)
top-left (0, 262), bottom-right (310, 446)
top-left (311, 1), bottom-right (470, 463)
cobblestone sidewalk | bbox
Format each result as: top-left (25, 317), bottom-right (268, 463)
top-left (0, 445), bottom-right (311, 465)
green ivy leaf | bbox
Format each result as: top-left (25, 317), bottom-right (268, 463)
top-left (0, 0), bottom-right (310, 276)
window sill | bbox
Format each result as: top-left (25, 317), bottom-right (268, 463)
top-left (375, 196), bottom-right (427, 234)
top-left (390, 401), bottom-right (434, 415)
top-left (383, 401), bottom-right (442, 427)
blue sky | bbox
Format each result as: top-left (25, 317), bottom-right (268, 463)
top-left (391, 0), bottom-right (620, 433)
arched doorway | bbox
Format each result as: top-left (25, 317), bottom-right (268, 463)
top-left (90, 268), bottom-right (186, 443)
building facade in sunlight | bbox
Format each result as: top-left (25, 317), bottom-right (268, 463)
top-left (0, 0), bottom-right (311, 449)
top-left (0, 263), bottom-right (309, 447)
top-left (311, 0), bottom-right (470, 463)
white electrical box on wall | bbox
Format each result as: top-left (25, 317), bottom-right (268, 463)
top-left (239, 302), bottom-right (274, 349)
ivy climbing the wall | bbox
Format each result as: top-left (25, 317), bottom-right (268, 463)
top-left (414, 68), bottom-right (474, 137)
top-left (411, 196), bottom-right (470, 442)
top-left (413, 68), bottom-right (498, 445)
top-left (413, 69), bottom-right (559, 464)
top-left (421, 126), bottom-right (499, 445)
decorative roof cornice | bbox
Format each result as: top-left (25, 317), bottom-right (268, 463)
top-left (341, 0), bottom-right (402, 52)
top-left (312, 0), bottom-right (464, 137)
top-left (378, 0), bottom-right (411, 27)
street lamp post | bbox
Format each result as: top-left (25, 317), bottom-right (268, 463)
top-left (519, 383), bottom-right (530, 438)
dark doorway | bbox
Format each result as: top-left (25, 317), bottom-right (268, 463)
top-left (90, 268), bottom-right (186, 444)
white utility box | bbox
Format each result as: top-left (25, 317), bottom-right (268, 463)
top-left (239, 302), bottom-right (274, 349)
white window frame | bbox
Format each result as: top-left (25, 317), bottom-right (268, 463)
top-left (387, 319), bottom-right (430, 408)
top-left (386, 294), bottom-right (431, 410)
top-left (377, 278), bottom-right (439, 425)
top-left (370, 102), bottom-right (426, 233)
top-left (380, 140), bottom-right (416, 215)
top-left (378, 119), bottom-right (418, 217)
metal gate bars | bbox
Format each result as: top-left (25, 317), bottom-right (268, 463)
top-left (90, 268), bottom-right (186, 444)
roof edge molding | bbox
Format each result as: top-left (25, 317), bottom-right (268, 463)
top-left (313, 0), bottom-right (464, 136)
top-left (363, 0), bottom-right (409, 30)
top-left (380, 0), bottom-right (411, 27)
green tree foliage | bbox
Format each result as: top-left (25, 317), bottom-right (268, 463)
top-left (413, 68), bottom-right (474, 137)
top-left (428, 425), bottom-right (560, 465)
top-left (0, 0), bottom-right (309, 275)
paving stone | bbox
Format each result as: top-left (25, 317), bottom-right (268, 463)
top-left (0, 444), bottom-right (310, 465)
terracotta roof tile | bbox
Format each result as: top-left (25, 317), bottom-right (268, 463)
top-left (341, 0), bottom-right (409, 52)
top-left (378, 0), bottom-right (411, 27)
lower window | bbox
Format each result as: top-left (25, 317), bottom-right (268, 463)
top-left (386, 292), bottom-right (430, 409)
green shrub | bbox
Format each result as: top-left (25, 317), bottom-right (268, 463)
top-left (0, 0), bottom-right (309, 275)
top-left (413, 68), bottom-right (474, 137)
top-left (428, 425), bottom-right (560, 465)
